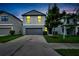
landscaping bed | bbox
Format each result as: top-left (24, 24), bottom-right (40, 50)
top-left (55, 49), bottom-right (79, 56)
top-left (0, 34), bottom-right (22, 43)
top-left (44, 35), bottom-right (79, 43)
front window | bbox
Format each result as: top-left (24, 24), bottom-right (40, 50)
top-left (38, 16), bottom-right (42, 24)
top-left (1, 16), bottom-right (8, 21)
top-left (26, 16), bottom-right (30, 24)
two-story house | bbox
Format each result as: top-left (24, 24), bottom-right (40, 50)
top-left (47, 4), bottom-right (79, 35)
top-left (0, 10), bottom-right (22, 36)
top-left (54, 14), bottom-right (79, 35)
top-left (22, 10), bottom-right (46, 35)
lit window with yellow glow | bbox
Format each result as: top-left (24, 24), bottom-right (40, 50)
top-left (44, 27), bottom-right (47, 32)
top-left (26, 16), bottom-right (30, 24)
top-left (38, 16), bottom-right (42, 24)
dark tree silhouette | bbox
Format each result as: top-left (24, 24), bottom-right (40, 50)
top-left (45, 4), bottom-right (61, 34)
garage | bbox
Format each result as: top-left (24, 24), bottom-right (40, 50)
top-left (0, 28), bottom-right (11, 35)
top-left (25, 28), bottom-right (43, 35)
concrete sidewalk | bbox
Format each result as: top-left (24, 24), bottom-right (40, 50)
top-left (49, 43), bottom-right (79, 49)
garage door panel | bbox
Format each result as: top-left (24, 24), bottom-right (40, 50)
top-left (0, 28), bottom-right (10, 35)
top-left (26, 28), bottom-right (43, 35)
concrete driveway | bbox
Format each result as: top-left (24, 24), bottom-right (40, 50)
top-left (0, 35), bottom-right (60, 56)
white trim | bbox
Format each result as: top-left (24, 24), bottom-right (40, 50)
top-left (77, 22), bottom-right (79, 24)
top-left (76, 26), bottom-right (79, 33)
top-left (11, 26), bottom-right (14, 30)
top-left (23, 24), bottom-right (44, 25)
top-left (0, 24), bottom-right (13, 26)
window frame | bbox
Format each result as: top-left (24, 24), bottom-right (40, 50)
top-left (38, 16), bottom-right (42, 24)
top-left (1, 16), bottom-right (8, 21)
top-left (26, 16), bottom-right (30, 24)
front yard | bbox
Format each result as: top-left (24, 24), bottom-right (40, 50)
top-left (44, 35), bottom-right (79, 43)
top-left (0, 34), bottom-right (22, 43)
top-left (55, 49), bottom-right (79, 56)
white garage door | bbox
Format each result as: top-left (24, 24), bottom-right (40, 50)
top-left (0, 28), bottom-right (11, 35)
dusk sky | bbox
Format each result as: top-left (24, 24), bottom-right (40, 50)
top-left (0, 3), bottom-right (79, 19)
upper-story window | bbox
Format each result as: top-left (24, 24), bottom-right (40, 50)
top-left (38, 16), bottom-right (42, 24)
top-left (26, 16), bottom-right (30, 24)
top-left (1, 16), bottom-right (8, 21)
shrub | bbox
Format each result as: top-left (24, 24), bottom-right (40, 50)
top-left (9, 30), bottom-right (15, 35)
top-left (19, 30), bottom-right (22, 35)
top-left (43, 31), bottom-right (47, 35)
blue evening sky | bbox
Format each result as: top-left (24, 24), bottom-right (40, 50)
top-left (0, 3), bottom-right (79, 19)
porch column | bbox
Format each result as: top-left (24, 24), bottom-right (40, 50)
top-left (11, 26), bottom-right (13, 30)
top-left (22, 26), bottom-right (25, 35)
top-left (63, 26), bottom-right (66, 39)
top-left (75, 26), bottom-right (78, 35)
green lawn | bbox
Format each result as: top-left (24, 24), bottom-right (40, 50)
top-left (0, 34), bottom-right (22, 43)
top-left (55, 49), bottom-right (79, 56)
top-left (44, 35), bottom-right (79, 43)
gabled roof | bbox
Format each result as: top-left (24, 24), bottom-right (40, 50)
top-left (0, 10), bottom-right (22, 22)
top-left (22, 10), bottom-right (46, 16)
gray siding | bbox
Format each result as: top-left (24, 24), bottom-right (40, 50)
top-left (23, 25), bottom-right (44, 28)
top-left (53, 25), bottom-right (63, 35)
top-left (23, 16), bottom-right (45, 24)
top-left (23, 15), bottom-right (46, 35)
top-left (56, 18), bottom-right (78, 35)
top-left (0, 13), bottom-right (22, 35)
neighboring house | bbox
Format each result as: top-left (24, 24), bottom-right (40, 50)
top-left (0, 11), bottom-right (22, 36)
top-left (53, 14), bottom-right (79, 35)
top-left (22, 10), bottom-right (46, 35)
top-left (48, 4), bottom-right (79, 35)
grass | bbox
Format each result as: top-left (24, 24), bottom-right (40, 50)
top-left (0, 34), bottom-right (23, 43)
top-left (55, 49), bottom-right (79, 56)
top-left (44, 35), bottom-right (79, 43)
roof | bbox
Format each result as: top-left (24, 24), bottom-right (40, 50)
top-left (22, 10), bottom-right (46, 16)
top-left (0, 10), bottom-right (22, 22)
